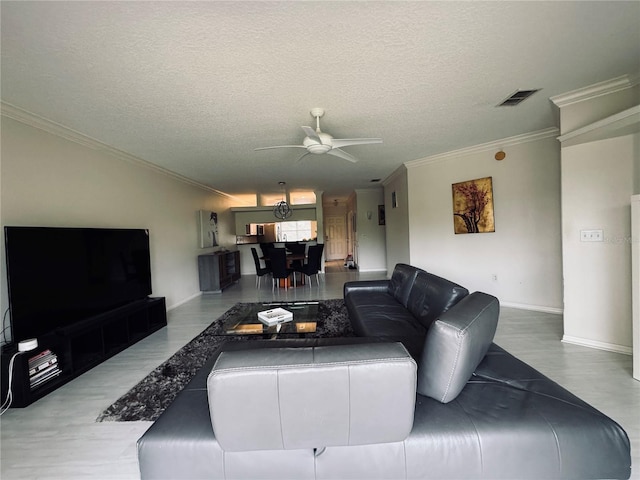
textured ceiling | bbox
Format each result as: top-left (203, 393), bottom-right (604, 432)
top-left (2, 1), bottom-right (639, 202)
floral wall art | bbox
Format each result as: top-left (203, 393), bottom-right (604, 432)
top-left (452, 176), bottom-right (495, 234)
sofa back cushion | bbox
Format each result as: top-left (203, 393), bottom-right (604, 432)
top-left (387, 263), bottom-right (422, 307)
top-left (207, 342), bottom-right (417, 452)
top-left (417, 292), bottom-right (499, 403)
top-left (407, 271), bottom-right (469, 329)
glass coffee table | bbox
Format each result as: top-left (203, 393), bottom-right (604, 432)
top-left (222, 301), bottom-right (318, 337)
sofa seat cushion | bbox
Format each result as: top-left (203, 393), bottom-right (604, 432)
top-left (346, 291), bottom-right (427, 338)
top-left (411, 343), bottom-right (630, 479)
top-left (207, 342), bottom-right (417, 452)
top-left (417, 292), bottom-right (499, 403)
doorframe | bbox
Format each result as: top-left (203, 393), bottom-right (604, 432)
top-left (324, 214), bottom-right (348, 261)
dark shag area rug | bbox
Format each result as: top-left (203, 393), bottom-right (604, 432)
top-left (96, 299), bottom-right (352, 422)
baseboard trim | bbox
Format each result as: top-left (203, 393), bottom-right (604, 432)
top-left (501, 301), bottom-right (563, 315)
top-left (166, 292), bottom-right (202, 311)
top-left (562, 335), bottom-right (632, 356)
top-left (357, 268), bottom-right (388, 273)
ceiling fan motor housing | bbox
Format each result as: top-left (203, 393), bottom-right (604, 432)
top-left (304, 132), bottom-right (333, 153)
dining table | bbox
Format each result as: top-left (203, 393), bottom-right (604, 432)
top-left (261, 252), bottom-right (307, 287)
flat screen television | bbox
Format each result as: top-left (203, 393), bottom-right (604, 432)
top-left (4, 226), bottom-right (152, 342)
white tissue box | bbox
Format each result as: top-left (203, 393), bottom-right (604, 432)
top-left (257, 308), bottom-right (293, 326)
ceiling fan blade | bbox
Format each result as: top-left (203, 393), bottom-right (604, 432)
top-left (301, 126), bottom-right (322, 144)
top-left (254, 145), bottom-right (307, 151)
top-left (327, 148), bottom-right (358, 163)
top-left (330, 138), bottom-right (383, 148)
top-left (296, 151), bottom-right (313, 163)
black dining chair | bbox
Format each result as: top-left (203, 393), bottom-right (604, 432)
top-left (251, 247), bottom-right (271, 288)
top-left (314, 243), bottom-right (325, 283)
top-left (285, 242), bottom-right (306, 269)
top-left (293, 244), bottom-right (322, 287)
top-left (259, 242), bottom-right (274, 270)
top-left (269, 247), bottom-right (295, 290)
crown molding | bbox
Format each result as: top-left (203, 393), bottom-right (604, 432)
top-left (382, 164), bottom-right (408, 186)
top-left (550, 73), bottom-right (640, 108)
top-left (557, 104), bottom-right (640, 146)
top-left (405, 127), bottom-right (559, 169)
top-left (1, 102), bottom-right (233, 198)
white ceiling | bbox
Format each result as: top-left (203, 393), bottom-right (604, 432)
top-left (2, 1), bottom-right (639, 202)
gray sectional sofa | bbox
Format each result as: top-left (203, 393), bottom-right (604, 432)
top-left (344, 263), bottom-right (469, 358)
top-left (137, 264), bottom-right (631, 479)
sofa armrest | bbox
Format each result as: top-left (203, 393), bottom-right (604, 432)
top-left (207, 342), bottom-right (416, 452)
top-left (417, 292), bottom-right (499, 403)
top-left (343, 279), bottom-right (390, 298)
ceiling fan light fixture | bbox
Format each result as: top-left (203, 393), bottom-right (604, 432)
top-left (307, 143), bottom-right (332, 154)
top-left (254, 108), bottom-right (382, 163)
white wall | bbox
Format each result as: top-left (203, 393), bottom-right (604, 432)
top-left (383, 167), bottom-right (410, 275)
top-left (1, 116), bottom-right (234, 341)
top-left (561, 134), bottom-right (637, 354)
top-left (405, 131), bottom-right (563, 311)
top-left (553, 76), bottom-right (639, 355)
top-left (632, 194), bottom-right (640, 380)
top-left (354, 188), bottom-right (386, 272)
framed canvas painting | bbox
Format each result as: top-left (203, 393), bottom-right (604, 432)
top-left (198, 210), bottom-right (219, 248)
top-left (452, 177), bottom-right (495, 234)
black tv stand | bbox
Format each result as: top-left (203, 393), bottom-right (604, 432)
top-left (1, 297), bottom-right (167, 408)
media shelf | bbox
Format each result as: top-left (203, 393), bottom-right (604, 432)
top-left (1, 297), bottom-right (167, 408)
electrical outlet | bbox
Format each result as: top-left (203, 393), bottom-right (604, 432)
top-left (580, 229), bottom-right (603, 242)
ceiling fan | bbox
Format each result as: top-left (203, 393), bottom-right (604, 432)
top-left (255, 108), bottom-right (382, 163)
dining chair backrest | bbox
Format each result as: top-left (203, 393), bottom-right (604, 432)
top-left (260, 242), bottom-right (274, 269)
top-left (251, 247), bottom-right (260, 267)
top-left (251, 247), bottom-right (270, 288)
top-left (269, 248), bottom-right (289, 279)
top-left (305, 245), bottom-right (322, 275)
top-left (260, 243), bottom-right (274, 257)
top-left (251, 248), bottom-right (267, 272)
top-left (314, 244), bottom-right (325, 270)
top-left (287, 242), bottom-right (306, 255)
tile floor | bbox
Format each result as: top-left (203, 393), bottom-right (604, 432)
top-left (1, 268), bottom-right (638, 479)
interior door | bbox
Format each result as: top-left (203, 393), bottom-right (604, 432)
top-left (324, 215), bottom-right (347, 261)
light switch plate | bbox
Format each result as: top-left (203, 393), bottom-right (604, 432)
top-left (580, 229), bottom-right (603, 242)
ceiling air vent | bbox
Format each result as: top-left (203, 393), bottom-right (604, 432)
top-left (497, 89), bottom-right (540, 107)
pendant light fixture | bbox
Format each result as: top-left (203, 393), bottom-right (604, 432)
top-left (273, 181), bottom-right (292, 220)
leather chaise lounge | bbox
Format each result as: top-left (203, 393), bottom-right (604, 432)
top-left (137, 264), bottom-right (631, 479)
